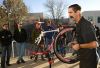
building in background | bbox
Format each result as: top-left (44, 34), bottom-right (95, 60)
top-left (27, 12), bottom-right (43, 20)
top-left (82, 11), bottom-right (100, 28)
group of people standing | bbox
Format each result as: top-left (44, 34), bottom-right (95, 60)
top-left (0, 23), bottom-right (27, 68)
top-left (0, 19), bottom-right (55, 68)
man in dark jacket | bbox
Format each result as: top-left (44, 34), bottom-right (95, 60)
top-left (44, 20), bottom-right (55, 49)
top-left (0, 24), bottom-right (12, 68)
top-left (14, 23), bottom-right (27, 64)
top-left (68, 4), bottom-right (97, 68)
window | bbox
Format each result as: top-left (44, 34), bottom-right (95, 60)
top-left (98, 16), bottom-right (100, 23)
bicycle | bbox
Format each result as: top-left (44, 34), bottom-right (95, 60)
top-left (29, 28), bottom-right (59, 68)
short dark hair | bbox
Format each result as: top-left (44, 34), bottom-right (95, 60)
top-left (46, 20), bottom-right (51, 24)
top-left (68, 4), bottom-right (81, 12)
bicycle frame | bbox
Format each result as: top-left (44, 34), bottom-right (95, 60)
top-left (35, 28), bottom-right (59, 45)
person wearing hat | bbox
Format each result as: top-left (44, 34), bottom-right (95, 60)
top-left (0, 24), bottom-right (12, 68)
top-left (31, 21), bottom-right (45, 61)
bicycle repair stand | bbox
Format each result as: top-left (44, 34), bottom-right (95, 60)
top-left (30, 44), bottom-right (54, 68)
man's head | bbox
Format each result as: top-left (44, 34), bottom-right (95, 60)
top-left (2, 24), bottom-right (9, 30)
top-left (68, 4), bottom-right (81, 22)
top-left (46, 20), bottom-right (52, 26)
top-left (17, 23), bottom-right (22, 29)
top-left (35, 21), bottom-right (41, 29)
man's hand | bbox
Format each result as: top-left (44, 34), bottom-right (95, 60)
top-left (72, 44), bottom-right (80, 50)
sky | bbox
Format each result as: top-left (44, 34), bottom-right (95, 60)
top-left (23, 0), bottom-right (100, 18)
top-left (0, 0), bottom-right (100, 18)
top-left (67, 0), bottom-right (100, 11)
top-left (23, 0), bottom-right (46, 13)
top-left (23, 0), bottom-right (100, 12)
top-left (0, 0), bottom-right (3, 5)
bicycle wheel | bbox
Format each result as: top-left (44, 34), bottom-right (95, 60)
top-left (54, 27), bottom-right (79, 64)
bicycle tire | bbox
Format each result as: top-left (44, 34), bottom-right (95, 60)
top-left (54, 27), bottom-right (79, 64)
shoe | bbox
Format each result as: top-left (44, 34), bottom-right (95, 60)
top-left (6, 63), bottom-right (11, 66)
top-left (21, 59), bottom-right (25, 63)
top-left (34, 55), bottom-right (38, 62)
top-left (30, 56), bottom-right (34, 59)
top-left (16, 60), bottom-right (21, 64)
top-left (6, 61), bottom-right (12, 66)
top-left (41, 58), bottom-right (45, 61)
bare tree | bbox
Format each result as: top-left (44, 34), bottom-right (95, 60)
top-left (44, 0), bottom-right (67, 23)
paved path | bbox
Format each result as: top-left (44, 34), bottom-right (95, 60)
top-left (0, 56), bottom-right (100, 68)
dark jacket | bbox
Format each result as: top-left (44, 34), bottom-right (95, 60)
top-left (0, 29), bottom-right (12, 46)
top-left (14, 28), bottom-right (27, 43)
top-left (44, 26), bottom-right (55, 39)
top-left (76, 17), bottom-right (97, 60)
top-left (31, 28), bottom-right (41, 43)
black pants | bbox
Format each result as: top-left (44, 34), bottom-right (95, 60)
top-left (1, 45), bottom-right (12, 68)
top-left (80, 58), bottom-right (97, 68)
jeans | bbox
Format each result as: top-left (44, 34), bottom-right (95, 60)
top-left (1, 45), bottom-right (12, 68)
top-left (45, 38), bottom-right (52, 49)
top-left (16, 42), bottom-right (26, 60)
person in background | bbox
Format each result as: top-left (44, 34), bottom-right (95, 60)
top-left (22, 20), bottom-right (34, 56)
top-left (31, 21), bottom-right (45, 62)
top-left (44, 20), bottom-right (55, 49)
top-left (14, 23), bottom-right (27, 64)
top-left (0, 24), bottom-right (12, 68)
top-left (68, 4), bottom-right (97, 68)
top-left (91, 22), bottom-right (100, 40)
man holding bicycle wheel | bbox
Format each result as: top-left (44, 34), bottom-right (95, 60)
top-left (68, 4), bottom-right (97, 68)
